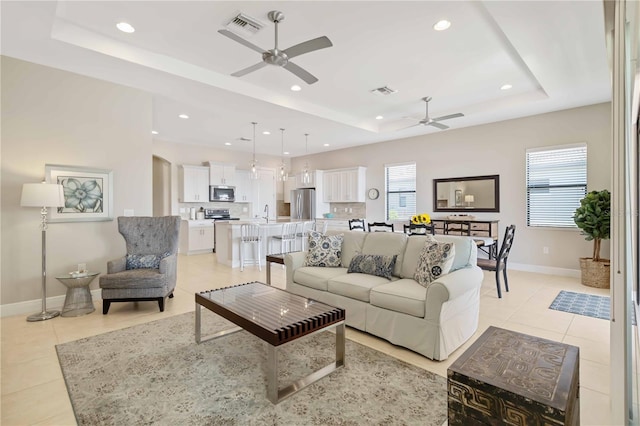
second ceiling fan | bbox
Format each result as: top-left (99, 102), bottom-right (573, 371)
top-left (218, 10), bottom-right (332, 85)
top-left (401, 97), bottom-right (464, 130)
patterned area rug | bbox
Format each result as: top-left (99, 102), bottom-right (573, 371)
top-left (57, 312), bottom-right (447, 425)
top-left (550, 290), bottom-right (611, 320)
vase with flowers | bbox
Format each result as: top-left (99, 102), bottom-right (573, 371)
top-left (411, 213), bottom-right (431, 225)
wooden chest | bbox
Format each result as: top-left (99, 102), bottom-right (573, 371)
top-left (448, 326), bottom-right (580, 425)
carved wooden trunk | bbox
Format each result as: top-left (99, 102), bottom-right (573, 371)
top-left (448, 326), bottom-right (580, 425)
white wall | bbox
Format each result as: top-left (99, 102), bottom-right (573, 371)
top-left (291, 103), bottom-right (611, 273)
top-left (1, 56), bottom-right (153, 305)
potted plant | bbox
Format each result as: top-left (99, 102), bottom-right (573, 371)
top-left (573, 189), bottom-right (611, 288)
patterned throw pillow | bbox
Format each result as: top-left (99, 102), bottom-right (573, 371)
top-left (126, 252), bottom-right (171, 270)
top-left (347, 254), bottom-right (397, 279)
top-left (414, 241), bottom-right (456, 287)
top-left (304, 231), bottom-right (344, 267)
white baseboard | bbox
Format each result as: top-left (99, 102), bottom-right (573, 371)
top-left (508, 262), bottom-right (581, 278)
top-left (0, 289), bottom-right (102, 318)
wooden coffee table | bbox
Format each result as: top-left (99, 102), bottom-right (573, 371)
top-left (195, 281), bottom-right (345, 404)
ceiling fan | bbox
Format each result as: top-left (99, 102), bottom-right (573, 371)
top-left (400, 97), bottom-right (464, 130)
top-left (218, 10), bottom-right (332, 84)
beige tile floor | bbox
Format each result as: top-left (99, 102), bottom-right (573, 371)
top-left (1, 254), bottom-right (613, 425)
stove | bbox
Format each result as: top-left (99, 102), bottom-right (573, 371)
top-left (204, 208), bottom-right (240, 221)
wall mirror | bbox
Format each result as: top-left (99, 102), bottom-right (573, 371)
top-left (433, 175), bottom-right (500, 213)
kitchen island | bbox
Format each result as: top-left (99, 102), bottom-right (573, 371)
top-left (215, 220), bottom-right (310, 268)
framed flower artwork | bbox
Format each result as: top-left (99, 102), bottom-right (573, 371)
top-left (45, 164), bottom-right (113, 222)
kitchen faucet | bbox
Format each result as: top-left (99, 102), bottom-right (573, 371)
top-left (263, 204), bottom-right (269, 223)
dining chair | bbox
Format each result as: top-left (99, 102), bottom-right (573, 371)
top-left (403, 223), bottom-right (435, 236)
top-left (348, 218), bottom-right (366, 231)
top-left (367, 222), bottom-right (394, 232)
top-left (477, 224), bottom-right (516, 298)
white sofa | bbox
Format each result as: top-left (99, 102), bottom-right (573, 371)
top-left (284, 230), bottom-right (483, 361)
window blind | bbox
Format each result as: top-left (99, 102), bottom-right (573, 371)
top-left (526, 144), bottom-right (587, 228)
top-left (386, 163), bottom-right (416, 220)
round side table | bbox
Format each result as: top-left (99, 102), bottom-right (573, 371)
top-left (56, 272), bottom-right (99, 317)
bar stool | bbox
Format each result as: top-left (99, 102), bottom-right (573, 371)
top-left (270, 222), bottom-right (297, 254)
top-left (296, 221), bottom-right (315, 251)
top-left (240, 223), bottom-right (262, 271)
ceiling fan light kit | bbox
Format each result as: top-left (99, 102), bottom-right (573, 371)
top-left (219, 10), bottom-right (333, 84)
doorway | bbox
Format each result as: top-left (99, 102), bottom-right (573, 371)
top-left (152, 155), bottom-right (171, 217)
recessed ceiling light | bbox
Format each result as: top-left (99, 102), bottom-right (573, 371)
top-left (323, 143), bottom-right (330, 147)
top-left (433, 20), bottom-right (451, 31)
top-left (501, 84), bottom-right (513, 90)
top-left (151, 130), bottom-right (158, 135)
top-left (290, 85), bottom-right (302, 92)
top-left (224, 142), bottom-right (232, 146)
top-left (116, 22), bottom-right (135, 33)
top-left (178, 114), bottom-right (189, 119)
top-left (262, 131), bottom-right (270, 135)
top-left (375, 115), bottom-right (384, 120)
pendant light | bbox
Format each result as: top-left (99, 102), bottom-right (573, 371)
top-left (302, 133), bottom-right (310, 184)
top-left (278, 128), bottom-right (288, 182)
top-left (250, 122), bottom-right (258, 180)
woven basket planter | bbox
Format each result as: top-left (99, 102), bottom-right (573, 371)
top-left (579, 257), bottom-right (610, 288)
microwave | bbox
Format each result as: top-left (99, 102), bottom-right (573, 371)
top-left (209, 185), bottom-right (235, 202)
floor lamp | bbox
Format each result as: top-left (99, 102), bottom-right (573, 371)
top-left (21, 182), bottom-right (65, 322)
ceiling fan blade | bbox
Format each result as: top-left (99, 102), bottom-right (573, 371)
top-left (283, 36), bottom-right (333, 59)
top-left (218, 29), bottom-right (266, 54)
top-left (231, 62), bottom-right (268, 77)
top-left (283, 61), bottom-right (319, 84)
top-left (429, 121), bottom-right (449, 130)
top-left (433, 112), bottom-right (464, 122)
top-left (397, 123), bottom-right (422, 131)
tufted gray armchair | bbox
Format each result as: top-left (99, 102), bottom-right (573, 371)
top-left (99, 216), bottom-right (181, 314)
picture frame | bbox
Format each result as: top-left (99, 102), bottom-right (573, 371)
top-left (454, 189), bottom-right (463, 206)
top-left (45, 164), bottom-right (113, 222)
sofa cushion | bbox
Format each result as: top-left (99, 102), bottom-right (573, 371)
top-left (293, 267), bottom-right (348, 291)
top-left (361, 232), bottom-right (408, 277)
top-left (328, 273), bottom-right (393, 302)
top-left (370, 279), bottom-right (427, 318)
top-left (326, 230), bottom-right (367, 268)
top-left (414, 240), bottom-right (456, 287)
top-left (304, 231), bottom-right (343, 267)
top-left (401, 234), bottom-right (475, 278)
top-left (347, 254), bottom-right (397, 279)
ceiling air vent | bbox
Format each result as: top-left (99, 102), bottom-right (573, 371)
top-left (225, 13), bottom-right (264, 37)
top-left (370, 86), bottom-right (398, 96)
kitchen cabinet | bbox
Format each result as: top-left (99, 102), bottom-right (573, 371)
top-left (235, 169), bottom-right (253, 203)
top-left (295, 170), bottom-right (323, 189)
top-left (178, 165), bottom-right (209, 203)
top-left (283, 175), bottom-right (296, 203)
top-left (322, 167), bottom-right (366, 202)
top-left (179, 220), bottom-right (214, 255)
top-left (207, 161), bottom-right (236, 185)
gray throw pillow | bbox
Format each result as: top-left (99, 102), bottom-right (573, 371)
top-left (304, 231), bottom-right (343, 267)
top-left (414, 241), bottom-right (456, 287)
top-left (347, 254), bottom-right (397, 279)
top-left (126, 252), bottom-right (171, 270)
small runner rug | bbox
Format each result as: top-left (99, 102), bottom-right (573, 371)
top-left (56, 311), bottom-right (447, 425)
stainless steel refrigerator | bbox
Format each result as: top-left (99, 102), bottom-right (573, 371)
top-left (290, 188), bottom-right (316, 220)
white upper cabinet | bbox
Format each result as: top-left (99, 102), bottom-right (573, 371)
top-left (178, 165), bottom-right (210, 203)
top-left (207, 161), bottom-right (236, 186)
top-left (295, 170), bottom-right (323, 189)
top-left (322, 167), bottom-right (366, 203)
top-left (283, 175), bottom-right (296, 203)
top-left (234, 169), bottom-right (253, 203)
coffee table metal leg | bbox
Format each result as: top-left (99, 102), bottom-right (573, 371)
top-left (195, 302), bottom-right (243, 344)
top-left (266, 320), bottom-right (346, 404)
top-left (266, 260), bottom-right (271, 285)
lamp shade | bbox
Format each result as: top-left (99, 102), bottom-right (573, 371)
top-left (21, 183), bottom-right (65, 208)
top-left (464, 195), bottom-right (475, 203)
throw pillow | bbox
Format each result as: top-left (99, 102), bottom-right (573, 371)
top-left (126, 252), bottom-right (171, 270)
top-left (347, 254), bottom-right (397, 279)
top-left (414, 241), bottom-right (456, 287)
top-left (304, 231), bottom-right (343, 267)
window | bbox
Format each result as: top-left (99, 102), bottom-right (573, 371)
top-left (526, 144), bottom-right (587, 228)
top-left (386, 163), bottom-right (416, 220)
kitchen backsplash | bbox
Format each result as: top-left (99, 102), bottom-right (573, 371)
top-left (277, 200), bottom-right (290, 217)
top-left (178, 201), bottom-right (252, 219)
top-left (327, 202), bottom-right (366, 219)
